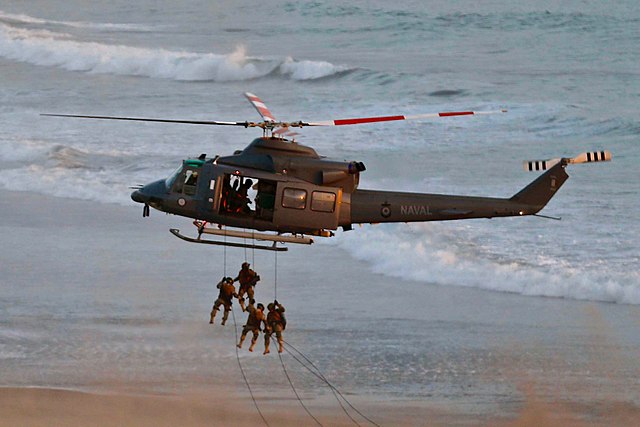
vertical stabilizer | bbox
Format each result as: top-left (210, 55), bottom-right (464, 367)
top-left (510, 162), bottom-right (569, 211)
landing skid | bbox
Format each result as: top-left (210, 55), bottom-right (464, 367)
top-left (170, 228), bottom-right (288, 252)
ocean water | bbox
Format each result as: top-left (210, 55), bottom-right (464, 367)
top-left (1, 0), bottom-right (640, 415)
top-left (2, 0), bottom-right (638, 304)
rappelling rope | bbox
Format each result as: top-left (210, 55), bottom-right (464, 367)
top-left (224, 237), bottom-right (269, 426)
top-left (270, 248), bottom-right (325, 425)
top-left (223, 229), bottom-right (227, 277)
top-left (274, 250), bottom-right (278, 300)
top-left (282, 339), bottom-right (380, 427)
top-left (277, 345), bottom-right (323, 426)
top-left (232, 307), bottom-right (270, 427)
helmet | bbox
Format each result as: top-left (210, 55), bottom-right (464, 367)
top-left (267, 303), bottom-right (275, 311)
top-left (242, 262), bottom-right (250, 268)
top-left (257, 303), bottom-right (264, 310)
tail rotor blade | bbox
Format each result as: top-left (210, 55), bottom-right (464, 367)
top-left (569, 150), bottom-right (612, 164)
top-left (524, 150), bottom-right (612, 171)
top-left (523, 158), bottom-right (561, 172)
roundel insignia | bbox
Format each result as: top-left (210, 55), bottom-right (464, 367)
top-left (380, 202), bottom-right (391, 218)
top-left (177, 198), bottom-right (186, 207)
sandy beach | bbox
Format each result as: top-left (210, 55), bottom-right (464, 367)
top-left (1, 189), bottom-right (640, 426)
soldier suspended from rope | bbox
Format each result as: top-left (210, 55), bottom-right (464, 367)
top-left (264, 300), bottom-right (286, 355)
top-left (236, 299), bottom-right (266, 352)
top-left (210, 276), bottom-right (238, 326)
top-left (234, 262), bottom-right (260, 312)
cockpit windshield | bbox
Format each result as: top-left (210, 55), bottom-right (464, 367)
top-left (165, 165), bottom-right (183, 189)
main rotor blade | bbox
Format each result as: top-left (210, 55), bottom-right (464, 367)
top-left (244, 92), bottom-right (276, 123)
top-left (302, 109), bottom-right (507, 126)
top-left (41, 113), bottom-right (249, 127)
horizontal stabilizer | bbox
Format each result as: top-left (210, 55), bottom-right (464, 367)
top-left (523, 150), bottom-right (612, 171)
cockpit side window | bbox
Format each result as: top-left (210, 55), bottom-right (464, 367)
top-left (166, 164), bottom-right (201, 196)
top-left (183, 169), bottom-right (199, 196)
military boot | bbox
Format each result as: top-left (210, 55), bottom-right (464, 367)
top-left (209, 310), bottom-right (216, 324)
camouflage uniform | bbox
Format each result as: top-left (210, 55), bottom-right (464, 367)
top-left (263, 301), bottom-right (286, 354)
top-left (210, 277), bottom-right (237, 326)
top-left (237, 301), bottom-right (266, 352)
top-left (234, 262), bottom-right (260, 311)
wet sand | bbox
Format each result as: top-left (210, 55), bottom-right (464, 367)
top-left (1, 189), bottom-right (640, 426)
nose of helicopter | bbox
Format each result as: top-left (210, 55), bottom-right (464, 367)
top-left (130, 179), bottom-right (166, 205)
top-left (131, 189), bottom-right (146, 204)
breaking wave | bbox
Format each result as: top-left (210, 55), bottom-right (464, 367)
top-left (331, 223), bottom-right (640, 305)
top-left (0, 138), bottom-right (154, 204)
top-left (0, 19), bottom-right (352, 81)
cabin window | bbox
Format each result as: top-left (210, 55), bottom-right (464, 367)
top-left (282, 188), bottom-right (307, 210)
top-left (311, 191), bottom-right (336, 213)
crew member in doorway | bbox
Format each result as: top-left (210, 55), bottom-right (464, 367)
top-left (234, 262), bottom-right (260, 312)
top-left (237, 299), bottom-right (266, 352)
top-left (263, 300), bottom-right (286, 355)
top-left (237, 178), bottom-right (254, 214)
top-left (210, 277), bottom-right (238, 326)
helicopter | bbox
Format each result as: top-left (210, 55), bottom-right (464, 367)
top-left (43, 93), bottom-right (612, 251)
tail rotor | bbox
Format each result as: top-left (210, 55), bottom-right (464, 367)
top-left (523, 150), bottom-right (612, 171)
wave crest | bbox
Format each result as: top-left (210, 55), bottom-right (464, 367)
top-left (333, 224), bottom-right (640, 305)
top-left (0, 19), bottom-right (351, 82)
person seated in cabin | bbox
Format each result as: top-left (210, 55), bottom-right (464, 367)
top-left (209, 277), bottom-right (238, 326)
top-left (263, 300), bottom-right (286, 355)
top-left (185, 170), bottom-right (198, 186)
top-left (236, 300), bottom-right (266, 352)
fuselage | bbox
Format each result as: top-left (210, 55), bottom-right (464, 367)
top-left (131, 136), bottom-right (569, 236)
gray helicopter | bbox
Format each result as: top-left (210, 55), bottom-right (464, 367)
top-left (44, 93), bottom-right (611, 251)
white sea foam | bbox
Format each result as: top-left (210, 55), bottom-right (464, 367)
top-left (0, 22), bottom-right (350, 82)
top-left (332, 223), bottom-right (640, 305)
top-left (279, 56), bottom-right (350, 80)
top-left (0, 138), bottom-right (155, 205)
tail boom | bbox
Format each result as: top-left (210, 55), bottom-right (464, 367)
top-left (349, 163), bottom-right (570, 225)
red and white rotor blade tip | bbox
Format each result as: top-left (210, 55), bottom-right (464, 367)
top-left (244, 92), bottom-right (276, 123)
top-left (305, 109), bottom-right (507, 127)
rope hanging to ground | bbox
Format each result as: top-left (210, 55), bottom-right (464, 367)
top-left (223, 236), bottom-right (269, 426)
top-left (221, 233), bottom-right (374, 427)
top-left (269, 248), bottom-right (325, 425)
top-left (276, 343), bottom-right (323, 427)
top-left (282, 339), bottom-right (380, 427)
top-left (232, 307), bottom-right (270, 427)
